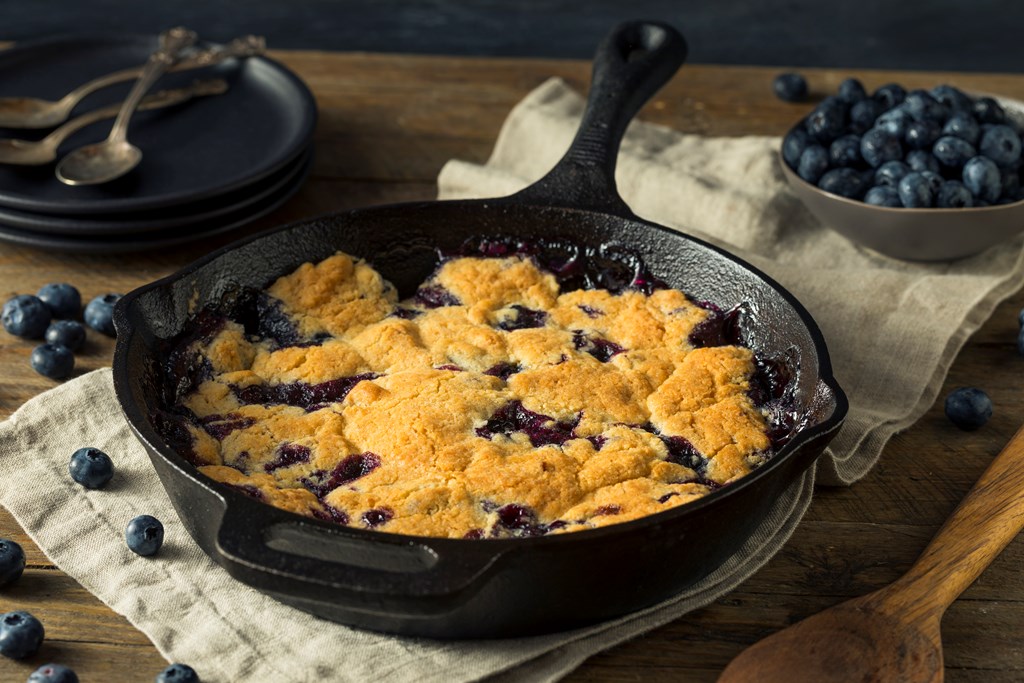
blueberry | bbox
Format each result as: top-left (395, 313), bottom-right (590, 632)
top-left (44, 320), bottom-right (86, 352)
top-left (773, 72), bottom-right (808, 102)
top-left (943, 112), bottom-right (981, 146)
top-left (930, 84), bottom-right (974, 112)
top-left (963, 156), bottom-right (1002, 202)
top-left (906, 149), bottom-right (941, 174)
top-left (83, 293), bottom-right (121, 336)
top-left (849, 98), bottom-right (883, 134)
top-left (874, 108), bottom-right (910, 138)
top-left (904, 89), bottom-right (949, 123)
top-left (897, 172), bottom-right (935, 208)
top-left (829, 134), bottom-right (862, 167)
top-left (874, 160), bottom-right (911, 187)
top-left (28, 664), bottom-right (79, 683)
top-left (36, 284), bottom-right (81, 320)
top-left (937, 180), bottom-right (973, 208)
top-left (782, 127), bottom-right (810, 167)
top-left (2, 295), bottom-right (51, 339)
top-left (932, 136), bottom-right (976, 170)
top-left (905, 119), bottom-right (942, 150)
top-left (873, 83), bottom-right (906, 109)
top-left (973, 97), bottom-right (1006, 125)
top-left (944, 387), bottom-right (992, 431)
top-left (156, 663), bottom-right (200, 683)
top-left (818, 167), bottom-right (866, 199)
top-left (126, 515), bottom-right (163, 556)
top-left (860, 128), bottom-right (902, 167)
top-left (69, 447), bottom-right (114, 490)
top-left (864, 186), bottom-right (902, 207)
top-left (0, 539), bottom-right (25, 587)
top-left (0, 611), bottom-right (44, 659)
top-left (805, 102), bottom-right (847, 143)
top-left (920, 171), bottom-right (944, 195)
top-left (979, 124), bottom-right (1022, 167)
top-left (837, 77), bottom-right (867, 103)
top-left (797, 145), bottom-right (829, 183)
top-left (30, 344), bottom-right (74, 380)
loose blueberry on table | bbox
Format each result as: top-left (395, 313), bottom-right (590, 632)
top-left (0, 610), bottom-right (44, 659)
top-left (84, 293), bottom-right (122, 336)
top-left (944, 387), bottom-right (993, 431)
top-left (69, 447), bottom-right (114, 489)
top-left (2, 294), bottom-right (51, 339)
top-left (30, 343), bottom-right (75, 380)
top-left (44, 319), bottom-right (87, 352)
top-left (773, 72), bottom-right (808, 102)
top-left (36, 283), bottom-right (81, 320)
top-left (27, 663), bottom-right (80, 683)
top-left (0, 538), bottom-right (25, 587)
top-left (126, 515), bottom-right (164, 557)
top-left (782, 79), bottom-right (1024, 207)
top-left (156, 663), bottom-right (200, 683)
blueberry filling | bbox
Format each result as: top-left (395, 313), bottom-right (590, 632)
top-left (436, 364), bottom-right (463, 372)
top-left (312, 504), bottom-right (350, 525)
top-left (497, 305), bottom-right (548, 331)
top-left (593, 505), bottom-right (621, 516)
top-left (658, 492), bottom-right (678, 504)
top-left (415, 285), bottom-right (460, 308)
top-left (578, 304), bottom-right (604, 318)
top-left (483, 361), bottom-right (520, 380)
top-left (200, 413), bottom-right (257, 440)
top-left (392, 307), bottom-right (421, 320)
top-left (476, 401), bottom-right (581, 447)
top-left (572, 330), bottom-right (625, 362)
top-left (362, 508), bottom-right (394, 527)
top-left (265, 443), bottom-right (312, 473)
top-left (586, 435), bottom-right (608, 450)
top-left (233, 373), bottom-right (378, 411)
top-left (301, 452), bottom-right (381, 498)
top-left (688, 303), bottom-right (746, 348)
top-left (659, 434), bottom-right (707, 473)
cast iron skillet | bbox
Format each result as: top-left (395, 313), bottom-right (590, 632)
top-left (113, 21), bottom-right (848, 639)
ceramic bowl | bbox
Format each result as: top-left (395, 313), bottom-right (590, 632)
top-left (781, 92), bottom-right (1024, 261)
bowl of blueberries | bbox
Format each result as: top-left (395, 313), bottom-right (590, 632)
top-left (776, 73), bottom-right (1024, 261)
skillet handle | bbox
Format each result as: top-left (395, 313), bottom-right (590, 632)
top-left (510, 21), bottom-right (687, 216)
top-left (213, 497), bottom-right (507, 618)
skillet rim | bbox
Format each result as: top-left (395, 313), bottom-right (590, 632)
top-left (112, 196), bottom-right (850, 551)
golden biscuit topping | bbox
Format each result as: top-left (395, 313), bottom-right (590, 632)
top-left (162, 250), bottom-right (778, 538)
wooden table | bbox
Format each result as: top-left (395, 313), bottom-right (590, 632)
top-left (2, 50), bottom-right (1023, 682)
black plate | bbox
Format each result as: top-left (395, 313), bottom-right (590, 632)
top-left (0, 149), bottom-right (311, 252)
top-left (0, 34), bottom-right (316, 215)
top-left (0, 147), bottom-right (310, 235)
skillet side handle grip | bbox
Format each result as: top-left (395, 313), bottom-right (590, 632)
top-left (213, 498), bottom-right (504, 617)
top-left (511, 21), bottom-right (687, 216)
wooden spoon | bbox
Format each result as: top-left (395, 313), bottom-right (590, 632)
top-left (718, 424), bottom-right (1024, 683)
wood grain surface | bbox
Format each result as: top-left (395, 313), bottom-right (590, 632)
top-left (1, 49), bottom-right (1024, 682)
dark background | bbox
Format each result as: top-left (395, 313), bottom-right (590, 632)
top-left (6, 0), bottom-right (1023, 72)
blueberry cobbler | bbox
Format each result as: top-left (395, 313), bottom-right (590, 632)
top-left (155, 238), bottom-right (799, 539)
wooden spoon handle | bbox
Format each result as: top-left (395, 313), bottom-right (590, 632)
top-left (884, 423), bottom-right (1024, 623)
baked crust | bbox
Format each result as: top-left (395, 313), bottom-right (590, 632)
top-left (168, 251), bottom-right (773, 538)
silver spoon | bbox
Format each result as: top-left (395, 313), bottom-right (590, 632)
top-left (0, 34), bottom-right (265, 129)
top-left (0, 79), bottom-right (228, 166)
top-left (55, 27), bottom-right (198, 186)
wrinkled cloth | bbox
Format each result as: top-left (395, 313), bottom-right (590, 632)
top-left (2, 77), bottom-right (1022, 683)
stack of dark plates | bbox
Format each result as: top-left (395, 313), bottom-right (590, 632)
top-left (0, 34), bottom-right (316, 252)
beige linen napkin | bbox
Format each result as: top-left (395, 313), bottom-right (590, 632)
top-left (438, 77), bottom-right (1024, 486)
top-left (0, 369), bottom-right (812, 682)
top-left (1, 77), bottom-right (1023, 682)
